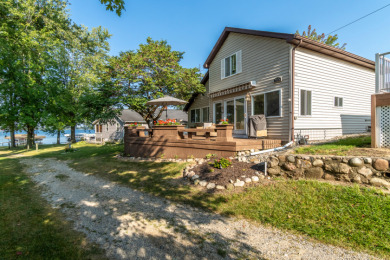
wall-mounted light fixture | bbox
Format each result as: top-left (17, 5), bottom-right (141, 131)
top-left (274, 77), bottom-right (282, 83)
top-left (245, 93), bottom-right (251, 102)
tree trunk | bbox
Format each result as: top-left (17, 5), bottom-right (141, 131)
top-left (57, 130), bottom-right (61, 144)
top-left (71, 125), bottom-right (76, 143)
top-left (26, 126), bottom-right (34, 149)
top-left (10, 125), bottom-right (16, 148)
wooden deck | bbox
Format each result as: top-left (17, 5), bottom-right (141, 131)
top-left (125, 125), bottom-right (282, 159)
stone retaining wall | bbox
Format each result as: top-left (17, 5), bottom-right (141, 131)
top-left (267, 154), bottom-right (390, 189)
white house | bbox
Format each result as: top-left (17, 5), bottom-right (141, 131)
top-left (185, 27), bottom-right (375, 142)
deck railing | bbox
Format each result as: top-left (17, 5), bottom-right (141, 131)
top-left (375, 52), bottom-right (390, 93)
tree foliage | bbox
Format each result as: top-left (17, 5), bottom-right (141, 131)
top-left (109, 38), bottom-right (204, 125)
top-left (0, 0), bottom-right (117, 146)
top-left (295, 25), bottom-right (347, 50)
top-left (99, 0), bottom-right (125, 16)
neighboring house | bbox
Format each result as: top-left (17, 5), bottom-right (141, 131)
top-left (184, 27), bottom-right (375, 141)
top-left (94, 109), bottom-right (188, 142)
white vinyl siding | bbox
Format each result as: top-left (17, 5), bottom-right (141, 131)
top-left (187, 80), bottom-right (211, 126)
top-left (210, 33), bottom-right (291, 141)
top-left (294, 48), bottom-right (375, 140)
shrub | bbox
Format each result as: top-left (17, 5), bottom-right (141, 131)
top-left (205, 153), bottom-right (216, 159)
top-left (213, 157), bottom-right (232, 169)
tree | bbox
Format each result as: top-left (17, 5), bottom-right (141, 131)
top-left (110, 38), bottom-right (204, 126)
top-left (0, 0), bottom-right (73, 148)
top-left (296, 25), bottom-right (347, 50)
top-left (99, 0), bottom-right (125, 16)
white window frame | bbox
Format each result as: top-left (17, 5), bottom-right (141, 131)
top-left (334, 96), bottom-right (343, 108)
top-left (251, 89), bottom-right (282, 118)
top-left (213, 102), bottom-right (223, 123)
top-left (190, 108), bottom-right (201, 123)
top-left (299, 88), bottom-right (312, 117)
top-left (221, 50), bottom-right (242, 79)
top-left (201, 106), bottom-right (210, 122)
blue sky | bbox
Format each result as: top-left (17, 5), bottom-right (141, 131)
top-left (68, 0), bottom-right (390, 70)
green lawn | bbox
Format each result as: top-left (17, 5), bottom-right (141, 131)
top-left (0, 148), bottom-right (106, 259)
top-left (295, 136), bottom-right (372, 156)
top-left (1, 142), bottom-right (390, 258)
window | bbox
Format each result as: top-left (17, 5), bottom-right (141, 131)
top-left (221, 51), bottom-right (242, 79)
top-left (202, 107), bottom-right (209, 122)
top-left (300, 89), bottom-right (312, 116)
top-left (334, 97), bottom-right (343, 107)
top-left (190, 109), bottom-right (200, 123)
top-left (214, 103), bottom-right (222, 123)
top-left (95, 124), bottom-right (102, 133)
top-left (252, 90), bottom-right (281, 117)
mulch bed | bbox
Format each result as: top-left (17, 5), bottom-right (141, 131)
top-left (191, 160), bottom-right (265, 186)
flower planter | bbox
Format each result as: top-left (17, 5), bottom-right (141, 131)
top-left (215, 124), bottom-right (234, 141)
top-left (152, 125), bottom-right (185, 140)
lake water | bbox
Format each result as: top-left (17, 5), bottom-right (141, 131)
top-left (0, 129), bottom-right (94, 146)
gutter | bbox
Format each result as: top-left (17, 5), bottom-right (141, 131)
top-left (289, 39), bottom-right (302, 142)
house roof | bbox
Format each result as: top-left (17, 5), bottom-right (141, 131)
top-left (204, 27), bottom-right (375, 70)
top-left (119, 109), bottom-right (146, 123)
top-left (184, 72), bottom-right (209, 112)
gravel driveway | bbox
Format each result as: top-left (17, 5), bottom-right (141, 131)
top-left (21, 158), bottom-right (379, 260)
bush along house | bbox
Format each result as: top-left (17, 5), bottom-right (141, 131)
top-left (184, 27), bottom-right (375, 142)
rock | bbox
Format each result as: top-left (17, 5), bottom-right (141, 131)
top-left (216, 185), bottom-right (225, 190)
top-left (357, 167), bottom-right (373, 178)
top-left (370, 178), bottom-right (390, 188)
top-left (342, 158), bottom-right (348, 163)
top-left (251, 176), bottom-right (259, 182)
top-left (349, 158), bottom-right (363, 167)
top-left (339, 163), bottom-right (352, 174)
top-left (286, 155), bottom-right (295, 163)
top-left (283, 163), bottom-right (296, 171)
top-left (352, 175), bottom-right (362, 184)
top-left (199, 180), bottom-right (208, 187)
top-left (193, 179), bottom-right (200, 185)
top-left (324, 174), bottom-right (335, 181)
top-left (226, 183), bottom-right (234, 190)
top-left (229, 179), bottom-right (234, 184)
top-left (267, 157), bottom-right (279, 168)
top-left (206, 183), bottom-right (216, 189)
top-left (245, 178), bottom-right (252, 183)
top-left (191, 174), bottom-right (199, 181)
top-left (364, 158), bottom-right (372, 164)
top-left (250, 149), bottom-right (255, 153)
top-left (373, 159), bottom-right (389, 171)
top-left (259, 175), bottom-right (265, 180)
top-left (305, 167), bottom-right (324, 179)
top-left (278, 155), bottom-right (286, 162)
top-left (187, 171), bottom-right (195, 178)
top-left (254, 171), bottom-right (260, 176)
top-left (312, 159), bottom-right (324, 167)
top-left (301, 160), bottom-right (312, 169)
top-left (267, 166), bottom-right (281, 176)
top-left (234, 181), bottom-right (245, 187)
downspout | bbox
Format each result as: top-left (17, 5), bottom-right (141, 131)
top-left (290, 39), bottom-right (302, 142)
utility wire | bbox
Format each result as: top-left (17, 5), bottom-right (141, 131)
top-left (326, 3), bottom-right (390, 35)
